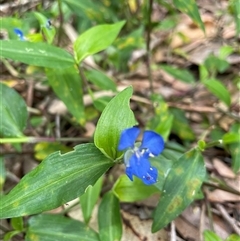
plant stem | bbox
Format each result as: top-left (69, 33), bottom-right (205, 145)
top-left (146, 0), bottom-right (154, 94)
top-left (203, 181), bottom-right (240, 196)
top-left (0, 137), bottom-right (91, 144)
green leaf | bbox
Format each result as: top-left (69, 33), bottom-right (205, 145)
top-left (151, 155), bottom-right (174, 191)
top-left (73, 21), bottom-right (125, 63)
top-left (225, 234), bottom-right (240, 241)
top-left (147, 96), bottom-right (174, 140)
top-left (0, 83), bottom-right (27, 137)
top-left (85, 69), bottom-right (117, 91)
top-left (223, 133), bottom-right (240, 144)
top-left (231, 0), bottom-right (240, 35)
top-left (170, 108), bottom-right (195, 141)
top-left (204, 55), bottom-right (230, 73)
top-left (0, 143), bottom-right (112, 219)
top-left (11, 217), bottom-right (24, 231)
top-left (3, 230), bottom-right (22, 241)
top-left (160, 65), bottom-right (196, 83)
top-left (113, 175), bottom-right (159, 202)
top-left (93, 96), bottom-right (112, 112)
top-left (98, 192), bottom-right (122, 241)
top-left (80, 176), bottom-right (103, 224)
top-left (94, 86), bottom-right (137, 160)
top-left (34, 12), bottom-right (56, 44)
top-left (0, 40), bottom-right (75, 68)
top-left (46, 65), bottom-right (85, 125)
top-left (228, 123), bottom-right (240, 173)
top-left (34, 142), bottom-right (72, 161)
top-left (173, 0), bottom-right (205, 32)
top-left (203, 230), bottom-right (223, 241)
top-left (218, 46), bottom-right (234, 59)
top-left (202, 78), bottom-right (231, 106)
top-left (162, 142), bottom-right (186, 162)
top-left (25, 214), bottom-right (99, 241)
top-left (152, 149), bottom-right (206, 232)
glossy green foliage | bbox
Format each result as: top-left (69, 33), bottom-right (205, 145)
top-left (152, 149), bottom-right (206, 232)
top-left (94, 86), bottom-right (137, 160)
top-left (80, 176), bottom-right (103, 224)
top-left (113, 175), bottom-right (159, 202)
top-left (160, 65), bottom-right (196, 83)
top-left (46, 65), bottom-right (85, 124)
top-left (25, 214), bottom-right (99, 241)
top-left (0, 83), bottom-right (27, 137)
top-left (98, 192), bottom-right (122, 241)
top-left (0, 144), bottom-right (113, 219)
top-left (74, 21), bottom-right (125, 63)
top-left (173, 0), bottom-right (205, 31)
top-left (0, 40), bottom-right (75, 68)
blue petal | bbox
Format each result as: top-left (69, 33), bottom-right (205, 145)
top-left (125, 166), bottom-right (133, 181)
top-left (125, 153), bottom-right (158, 185)
top-left (140, 130), bottom-right (164, 156)
top-left (14, 28), bottom-right (24, 40)
top-left (141, 166), bottom-right (158, 185)
top-left (118, 127), bottom-right (140, 151)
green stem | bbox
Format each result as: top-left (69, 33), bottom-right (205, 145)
top-left (0, 137), bottom-right (91, 144)
top-left (204, 140), bottom-right (222, 149)
top-left (203, 181), bottom-right (240, 196)
top-left (146, 0), bottom-right (154, 94)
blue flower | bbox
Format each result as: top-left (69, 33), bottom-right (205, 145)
top-left (46, 19), bottom-right (52, 29)
top-left (14, 28), bottom-right (25, 41)
top-left (118, 127), bottom-right (164, 185)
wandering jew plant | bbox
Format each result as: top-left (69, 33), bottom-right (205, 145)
top-left (118, 127), bottom-right (164, 185)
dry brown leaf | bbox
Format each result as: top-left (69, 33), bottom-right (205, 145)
top-left (121, 210), bottom-right (168, 241)
top-left (175, 216), bottom-right (199, 240)
top-left (207, 189), bottom-right (240, 202)
top-left (213, 158), bottom-right (236, 179)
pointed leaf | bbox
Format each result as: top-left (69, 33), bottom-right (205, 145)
top-left (0, 143), bottom-right (112, 219)
top-left (85, 69), bottom-right (117, 91)
top-left (113, 175), bottom-right (159, 202)
top-left (173, 0), bottom-right (205, 32)
top-left (98, 192), bottom-right (122, 241)
top-left (202, 78), bottom-right (231, 106)
top-left (80, 176), bottom-right (103, 224)
top-left (94, 86), bottom-right (137, 160)
top-left (46, 65), bottom-right (85, 125)
top-left (26, 214), bottom-right (99, 241)
top-left (203, 230), bottom-right (223, 241)
top-left (73, 21), bottom-right (125, 63)
top-left (160, 65), bottom-right (196, 83)
top-left (0, 83), bottom-right (27, 137)
top-left (152, 149), bottom-right (206, 232)
top-left (0, 40), bottom-right (75, 68)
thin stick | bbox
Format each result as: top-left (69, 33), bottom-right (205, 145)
top-left (170, 221), bottom-right (177, 241)
top-left (216, 203), bottom-right (240, 235)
